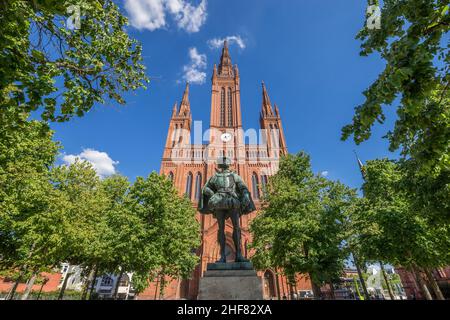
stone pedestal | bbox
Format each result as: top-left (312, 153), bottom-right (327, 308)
top-left (197, 262), bottom-right (263, 300)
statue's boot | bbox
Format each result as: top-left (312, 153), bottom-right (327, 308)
top-left (235, 252), bottom-right (249, 263)
top-left (216, 244), bottom-right (227, 263)
top-left (232, 221), bottom-right (250, 263)
top-left (234, 235), bottom-right (249, 262)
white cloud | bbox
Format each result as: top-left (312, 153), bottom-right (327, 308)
top-left (320, 171), bottom-right (329, 177)
top-left (62, 148), bottom-right (119, 178)
top-left (124, 0), bottom-right (166, 31)
top-left (207, 35), bottom-right (246, 50)
top-left (188, 47), bottom-right (206, 69)
top-left (168, 0), bottom-right (207, 33)
top-left (124, 0), bottom-right (207, 33)
top-left (181, 47), bottom-right (207, 84)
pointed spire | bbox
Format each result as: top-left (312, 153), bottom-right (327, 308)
top-left (172, 102), bottom-right (178, 117)
top-left (274, 103), bottom-right (280, 117)
top-left (178, 82), bottom-right (190, 116)
top-left (261, 81), bottom-right (274, 116)
top-left (218, 40), bottom-right (233, 75)
top-left (221, 40), bottom-right (230, 63)
top-left (354, 150), bottom-right (366, 179)
top-left (181, 82), bottom-right (189, 106)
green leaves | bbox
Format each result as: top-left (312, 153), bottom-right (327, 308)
top-left (128, 172), bottom-right (200, 290)
top-left (343, 0), bottom-right (449, 175)
top-left (1, 0), bottom-right (149, 122)
top-left (0, 123), bottom-right (200, 296)
top-left (352, 159), bottom-right (450, 271)
top-left (250, 152), bottom-right (358, 288)
top-left (0, 107), bottom-right (60, 271)
top-left (344, 3), bottom-right (449, 268)
top-left (0, 0), bottom-right (194, 298)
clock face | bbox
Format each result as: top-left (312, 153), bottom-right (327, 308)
top-left (220, 132), bottom-right (232, 142)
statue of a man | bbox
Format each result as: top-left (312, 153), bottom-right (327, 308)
top-left (198, 157), bottom-right (256, 263)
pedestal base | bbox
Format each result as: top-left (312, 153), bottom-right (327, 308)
top-left (197, 263), bottom-right (264, 300)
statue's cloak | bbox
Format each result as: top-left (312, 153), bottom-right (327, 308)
top-left (198, 171), bottom-right (256, 216)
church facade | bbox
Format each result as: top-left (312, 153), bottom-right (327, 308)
top-left (139, 41), bottom-right (312, 300)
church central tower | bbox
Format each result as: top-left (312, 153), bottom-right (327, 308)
top-left (210, 40), bottom-right (242, 130)
top-left (207, 40), bottom-right (246, 175)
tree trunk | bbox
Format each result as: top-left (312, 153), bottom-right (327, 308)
top-left (353, 254), bottom-right (370, 300)
top-left (413, 266), bottom-right (432, 300)
top-left (353, 276), bottom-right (363, 300)
top-left (113, 270), bottom-right (124, 300)
top-left (329, 282), bottom-right (336, 300)
top-left (81, 266), bottom-right (93, 300)
top-left (58, 266), bottom-right (72, 300)
top-left (275, 270), bottom-right (281, 300)
top-left (36, 278), bottom-right (48, 300)
top-left (424, 269), bottom-right (445, 300)
top-left (6, 278), bottom-right (21, 300)
top-left (88, 265), bottom-right (98, 300)
top-left (310, 276), bottom-right (322, 299)
top-left (21, 272), bottom-right (37, 300)
top-left (154, 275), bottom-right (160, 300)
top-left (379, 262), bottom-right (395, 300)
top-left (159, 274), bottom-right (165, 300)
top-left (7, 242), bottom-right (36, 300)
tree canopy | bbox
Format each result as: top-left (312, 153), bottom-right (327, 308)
top-left (250, 152), bottom-right (358, 297)
top-left (351, 158), bottom-right (449, 299)
top-left (342, 0), bottom-right (449, 173)
top-left (0, 0), bottom-right (148, 122)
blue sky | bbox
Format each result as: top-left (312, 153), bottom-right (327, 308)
top-left (52, 0), bottom-right (400, 190)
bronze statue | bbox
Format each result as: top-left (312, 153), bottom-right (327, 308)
top-left (198, 157), bottom-right (256, 263)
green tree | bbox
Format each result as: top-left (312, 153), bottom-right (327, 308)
top-left (1, 0), bottom-right (148, 298)
top-left (49, 160), bottom-right (110, 300)
top-left (1, 0), bottom-right (148, 122)
top-left (250, 152), bottom-right (356, 299)
top-left (342, 196), bottom-right (371, 300)
top-left (0, 108), bottom-right (63, 299)
top-left (400, 157), bottom-right (450, 225)
top-left (128, 172), bottom-right (201, 297)
top-left (353, 159), bottom-right (449, 300)
top-left (98, 174), bottom-right (147, 300)
top-left (342, 0), bottom-right (449, 172)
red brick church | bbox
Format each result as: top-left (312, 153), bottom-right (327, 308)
top-left (138, 41), bottom-right (311, 299)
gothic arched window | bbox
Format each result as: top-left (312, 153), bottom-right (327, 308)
top-left (270, 124), bottom-right (279, 148)
top-left (172, 124), bottom-right (178, 147)
top-left (227, 88), bottom-right (233, 127)
top-left (252, 173), bottom-right (260, 200)
top-left (168, 171), bottom-right (174, 183)
top-left (195, 172), bottom-right (202, 201)
top-left (185, 172), bottom-right (193, 199)
top-left (220, 88), bottom-right (225, 127)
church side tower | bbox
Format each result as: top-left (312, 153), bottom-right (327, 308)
top-left (161, 82), bottom-right (192, 191)
top-left (163, 82), bottom-right (192, 154)
top-left (259, 82), bottom-right (288, 159)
